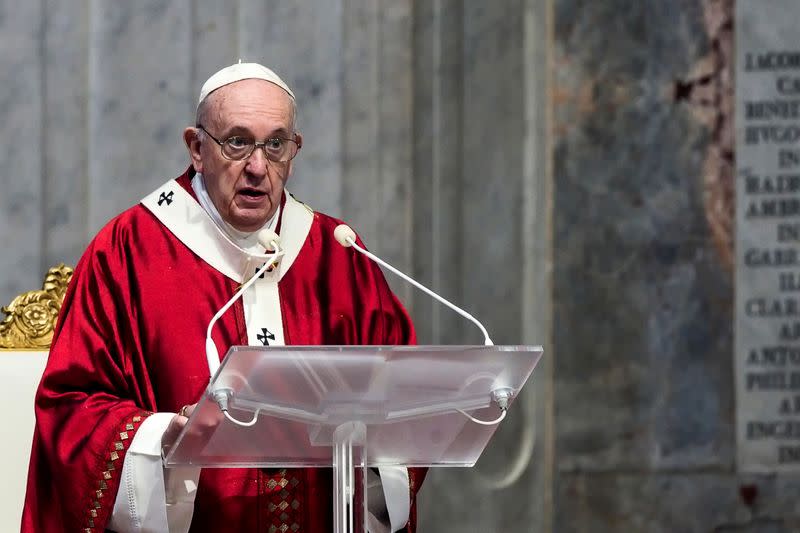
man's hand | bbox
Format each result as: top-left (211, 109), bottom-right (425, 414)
top-left (161, 403), bottom-right (196, 453)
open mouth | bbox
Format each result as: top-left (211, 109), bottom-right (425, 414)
top-left (239, 188), bottom-right (266, 199)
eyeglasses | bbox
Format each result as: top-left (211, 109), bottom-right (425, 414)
top-left (197, 125), bottom-right (301, 162)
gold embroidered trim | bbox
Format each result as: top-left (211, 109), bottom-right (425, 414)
top-left (0, 264), bottom-right (73, 349)
top-left (83, 411), bottom-right (147, 532)
top-left (268, 523), bottom-right (300, 533)
top-left (265, 470), bottom-right (301, 531)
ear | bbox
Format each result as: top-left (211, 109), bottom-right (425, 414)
top-left (183, 127), bottom-right (204, 173)
top-left (287, 132), bottom-right (303, 176)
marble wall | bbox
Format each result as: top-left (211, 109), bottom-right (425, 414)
top-left (10, 0), bottom-right (800, 533)
top-left (9, 0), bottom-right (779, 531)
top-left (0, 1), bottom-right (551, 532)
top-left (413, 2), bottom-right (553, 531)
top-left (552, 0), bottom-right (800, 530)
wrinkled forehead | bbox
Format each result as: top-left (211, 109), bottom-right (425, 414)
top-left (202, 79), bottom-right (295, 129)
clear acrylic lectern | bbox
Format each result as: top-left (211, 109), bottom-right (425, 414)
top-left (164, 345), bottom-right (542, 533)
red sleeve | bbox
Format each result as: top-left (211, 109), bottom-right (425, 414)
top-left (22, 228), bottom-right (157, 532)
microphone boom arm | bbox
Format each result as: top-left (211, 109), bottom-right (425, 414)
top-left (341, 232), bottom-right (493, 346)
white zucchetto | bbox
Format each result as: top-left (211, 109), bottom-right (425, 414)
top-left (197, 62), bottom-right (295, 109)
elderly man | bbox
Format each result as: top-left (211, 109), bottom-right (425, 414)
top-left (22, 63), bottom-right (425, 532)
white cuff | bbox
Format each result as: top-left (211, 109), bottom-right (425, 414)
top-left (379, 466), bottom-right (410, 533)
top-left (108, 413), bottom-right (201, 533)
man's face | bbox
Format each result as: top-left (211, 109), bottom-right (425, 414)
top-left (184, 79), bottom-right (300, 232)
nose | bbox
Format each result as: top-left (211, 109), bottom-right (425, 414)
top-left (244, 145), bottom-right (269, 177)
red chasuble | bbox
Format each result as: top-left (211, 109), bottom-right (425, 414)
top-left (22, 169), bottom-right (426, 532)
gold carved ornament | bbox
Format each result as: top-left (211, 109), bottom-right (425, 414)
top-left (0, 264), bottom-right (73, 350)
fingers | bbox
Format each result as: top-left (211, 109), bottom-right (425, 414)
top-left (162, 416), bottom-right (185, 452)
top-left (178, 403), bottom-right (197, 418)
top-left (162, 404), bottom-right (197, 452)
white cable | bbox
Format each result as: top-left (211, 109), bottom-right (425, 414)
top-left (223, 408), bottom-right (261, 427)
top-left (457, 408), bottom-right (507, 426)
top-left (477, 394), bottom-right (536, 490)
top-left (335, 227), bottom-right (493, 345)
top-left (205, 237), bottom-right (284, 380)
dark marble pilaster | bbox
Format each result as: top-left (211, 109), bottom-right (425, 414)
top-left (558, 472), bottom-right (800, 533)
top-left (553, 0), bottom-right (733, 475)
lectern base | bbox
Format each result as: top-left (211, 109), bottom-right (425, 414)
top-left (333, 422), bottom-right (367, 533)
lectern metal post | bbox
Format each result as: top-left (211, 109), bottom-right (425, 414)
top-left (332, 422), bottom-right (366, 533)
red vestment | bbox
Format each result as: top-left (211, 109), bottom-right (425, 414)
top-left (22, 169), bottom-right (426, 532)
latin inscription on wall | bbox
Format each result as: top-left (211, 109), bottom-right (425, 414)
top-left (736, 0), bottom-right (800, 472)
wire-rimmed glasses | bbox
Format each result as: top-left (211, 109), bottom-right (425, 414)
top-left (197, 125), bottom-right (301, 162)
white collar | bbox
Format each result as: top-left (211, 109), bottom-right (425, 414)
top-left (191, 173), bottom-right (280, 254)
top-left (140, 176), bottom-right (314, 283)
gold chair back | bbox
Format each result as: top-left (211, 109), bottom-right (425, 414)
top-left (0, 264), bottom-right (73, 350)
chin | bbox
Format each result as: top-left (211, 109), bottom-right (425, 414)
top-left (230, 214), bottom-right (270, 232)
top-left (232, 221), bottom-right (266, 232)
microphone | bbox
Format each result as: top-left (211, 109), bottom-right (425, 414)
top-left (257, 228), bottom-right (280, 251)
top-left (204, 230), bottom-right (284, 379)
top-left (333, 224), bottom-right (493, 345)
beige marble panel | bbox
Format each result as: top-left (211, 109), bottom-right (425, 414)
top-left (191, 0), bottom-right (239, 93)
top-left (0, 3), bottom-right (44, 307)
top-left (340, 0), bottom-right (414, 300)
top-left (238, 0), bottom-right (344, 219)
top-left (43, 0), bottom-right (90, 269)
top-left (374, 2), bottom-right (414, 298)
top-left (87, 0), bottom-right (193, 233)
top-left (410, 0), bottom-right (466, 345)
top-left (416, 1), bottom-right (551, 532)
top-left (341, 0), bottom-right (381, 247)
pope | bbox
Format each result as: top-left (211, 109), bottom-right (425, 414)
top-left (22, 62), bottom-right (426, 533)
